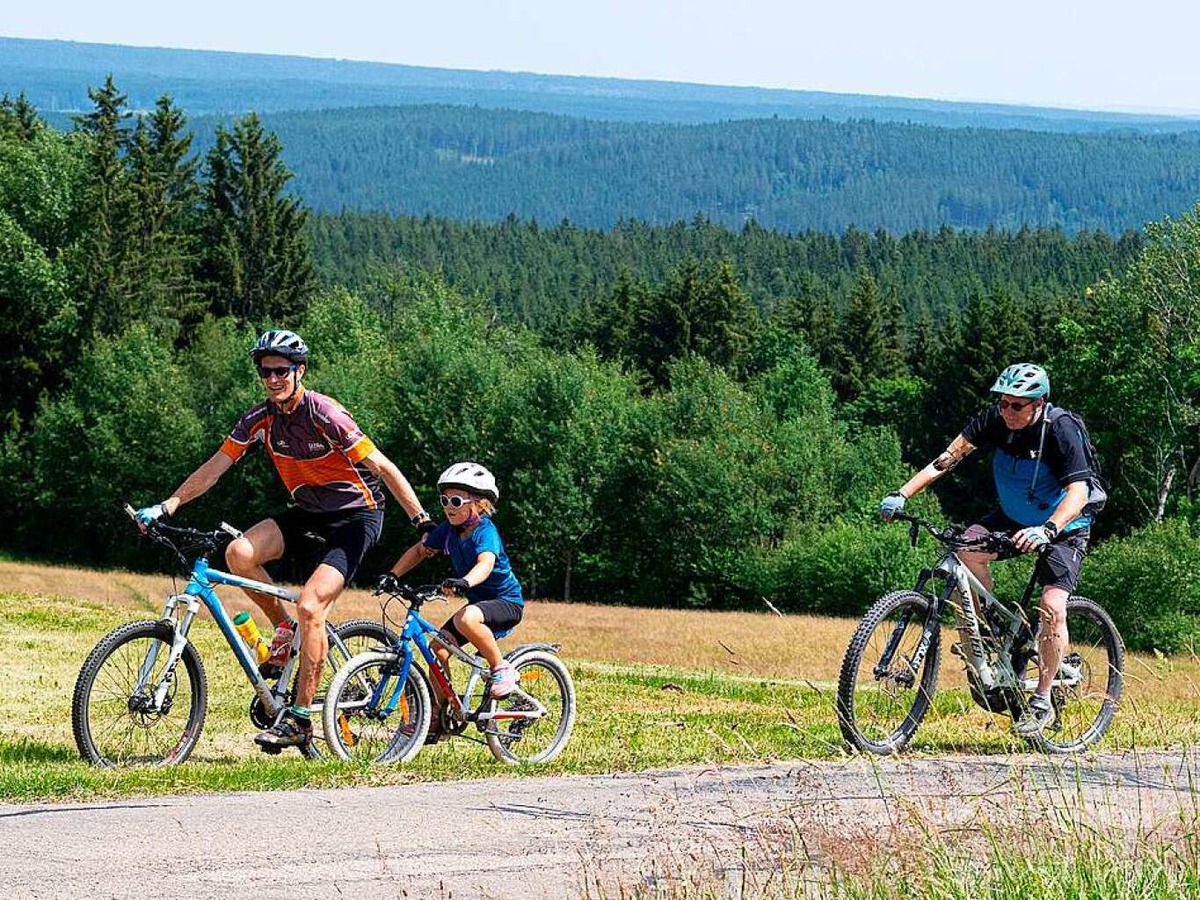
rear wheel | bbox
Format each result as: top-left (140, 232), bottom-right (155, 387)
top-left (836, 590), bottom-right (941, 755)
top-left (72, 620), bottom-right (208, 766)
top-left (485, 650), bottom-right (576, 764)
top-left (1026, 596), bottom-right (1124, 754)
top-left (323, 651), bottom-right (432, 763)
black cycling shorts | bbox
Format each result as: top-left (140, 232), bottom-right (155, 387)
top-left (440, 598), bottom-right (524, 646)
top-left (271, 506), bottom-right (383, 583)
top-left (974, 509), bottom-right (1089, 594)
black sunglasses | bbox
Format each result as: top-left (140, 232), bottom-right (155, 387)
top-left (439, 494), bottom-right (475, 509)
top-left (258, 365), bottom-right (296, 379)
top-left (998, 398), bottom-right (1035, 412)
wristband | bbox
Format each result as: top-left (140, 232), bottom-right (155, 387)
top-left (410, 510), bottom-right (431, 527)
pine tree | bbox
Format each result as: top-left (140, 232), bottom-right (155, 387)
top-left (201, 113), bottom-right (315, 325)
top-left (73, 75), bottom-right (135, 337)
top-left (127, 95), bottom-right (203, 330)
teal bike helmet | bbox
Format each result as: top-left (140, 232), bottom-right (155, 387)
top-left (991, 363), bottom-right (1049, 398)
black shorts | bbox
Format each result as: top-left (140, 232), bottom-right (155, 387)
top-left (441, 598), bottom-right (524, 646)
top-left (271, 506), bottom-right (383, 583)
top-left (974, 510), bottom-right (1089, 593)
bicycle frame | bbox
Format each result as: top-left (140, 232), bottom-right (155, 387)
top-left (367, 600), bottom-right (548, 730)
top-left (918, 548), bottom-right (1030, 691)
top-left (137, 554), bottom-right (354, 723)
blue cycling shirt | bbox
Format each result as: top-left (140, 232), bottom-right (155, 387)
top-left (422, 517), bottom-right (524, 606)
top-left (961, 404), bottom-right (1095, 532)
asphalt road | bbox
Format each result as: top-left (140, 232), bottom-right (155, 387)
top-left (2, 750), bottom-right (1198, 899)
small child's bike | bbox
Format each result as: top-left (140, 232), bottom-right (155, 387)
top-left (71, 506), bottom-right (393, 765)
top-left (322, 581), bottom-right (576, 764)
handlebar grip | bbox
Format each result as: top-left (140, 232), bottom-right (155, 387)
top-left (123, 503), bottom-right (138, 521)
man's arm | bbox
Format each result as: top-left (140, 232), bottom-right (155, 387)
top-left (362, 449), bottom-right (428, 523)
top-left (1047, 481), bottom-right (1089, 534)
top-left (163, 450), bottom-right (235, 515)
top-left (897, 435), bottom-right (977, 500)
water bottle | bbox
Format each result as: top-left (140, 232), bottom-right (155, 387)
top-left (233, 611), bottom-right (270, 665)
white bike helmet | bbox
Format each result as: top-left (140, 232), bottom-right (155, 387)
top-left (437, 462), bottom-right (499, 502)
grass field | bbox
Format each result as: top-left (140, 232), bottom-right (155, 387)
top-left (2, 558), bottom-right (1200, 803)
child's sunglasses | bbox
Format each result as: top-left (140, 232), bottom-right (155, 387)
top-left (439, 494), bottom-right (475, 509)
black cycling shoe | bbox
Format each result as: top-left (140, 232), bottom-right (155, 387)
top-left (254, 713), bottom-right (313, 753)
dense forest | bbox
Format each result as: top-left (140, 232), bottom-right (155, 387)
top-left (3, 83), bottom-right (1200, 654)
top-left (309, 212), bottom-right (1145, 332)
top-left (9, 35), bottom-right (1200, 132)
top-left (253, 105), bottom-right (1200, 233)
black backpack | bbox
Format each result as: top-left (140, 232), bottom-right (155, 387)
top-left (1042, 404), bottom-right (1107, 514)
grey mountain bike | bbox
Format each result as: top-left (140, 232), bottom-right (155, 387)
top-left (836, 513), bottom-right (1124, 755)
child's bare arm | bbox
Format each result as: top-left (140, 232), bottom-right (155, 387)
top-left (390, 541), bottom-right (438, 577)
top-left (462, 551), bottom-right (496, 587)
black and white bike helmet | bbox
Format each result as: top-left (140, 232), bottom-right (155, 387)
top-left (250, 329), bottom-right (309, 364)
top-left (437, 462), bottom-right (499, 502)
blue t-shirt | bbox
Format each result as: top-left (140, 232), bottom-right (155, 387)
top-left (961, 404), bottom-right (1094, 532)
top-left (422, 517), bottom-right (524, 606)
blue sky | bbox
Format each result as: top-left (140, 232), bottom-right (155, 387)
top-left (5, 1), bottom-right (1198, 114)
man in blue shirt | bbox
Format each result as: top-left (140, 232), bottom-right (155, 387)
top-left (878, 363), bottom-right (1103, 736)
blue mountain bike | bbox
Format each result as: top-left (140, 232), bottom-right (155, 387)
top-left (322, 581), bottom-right (576, 764)
top-left (70, 506), bottom-right (395, 766)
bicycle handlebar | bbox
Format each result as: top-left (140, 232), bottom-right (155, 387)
top-left (124, 502), bottom-right (244, 568)
top-left (373, 580), bottom-right (443, 608)
top-left (885, 511), bottom-right (1022, 554)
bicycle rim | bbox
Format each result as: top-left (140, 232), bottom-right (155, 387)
top-left (297, 619), bottom-right (394, 757)
top-left (325, 653), bottom-right (430, 763)
top-left (486, 651), bottom-right (575, 764)
top-left (1032, 597), bottom-right (1124, 754)
top-left (72, 621), bottom-right (207, 766)
top-left (837, 591), bottom-right (940, 755)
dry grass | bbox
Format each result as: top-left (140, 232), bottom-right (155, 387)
top-left (2, 557), bottom-right (1200, 801)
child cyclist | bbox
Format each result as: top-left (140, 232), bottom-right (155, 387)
top-left (384, 462), bottom-right (524, 721)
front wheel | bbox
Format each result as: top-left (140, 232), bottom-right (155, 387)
top-left (293, 618), bottom-right (397, 759)
top-left (836, 590), bottom-right (941, 755)
top-left (485, 650), bottom-right (576, 764)
top-left (72, 620), bottom-right (208, 766)
top-left (322, 651), bottom-right (432, 763)
top-left (1025, 596), bottom-right (1124, 754)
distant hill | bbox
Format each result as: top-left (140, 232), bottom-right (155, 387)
top-left (5, 35), bottom-right (1200, 133)
top-left (254, 105), bottom-right (1200, 234)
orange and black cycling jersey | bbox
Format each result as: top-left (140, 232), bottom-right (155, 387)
top-left (220, 390), bottom-right (385, 513)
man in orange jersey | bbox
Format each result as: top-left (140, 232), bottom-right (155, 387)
top-left (135, 330), bottom-right (432, 751)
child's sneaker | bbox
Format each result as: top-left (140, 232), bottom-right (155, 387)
top-left (489, 662), bottom-right (519, 698)
top-left (259, 619), bottom-right (296, 679)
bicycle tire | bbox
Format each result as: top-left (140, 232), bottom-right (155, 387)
top-left (72, 619), bottom-right (208, 767)
top-left (322, 651), bottom-right (432, 763)
top-left (295, 618), bottom-right (396, 759)
top-left (836, 590), bottom-right (940, 755)
top-left (1026, 596), bottom-right (1124, 754)
top-left (485, 650), bottom-right (576, 764)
